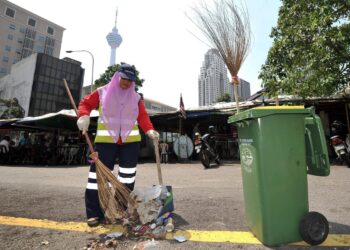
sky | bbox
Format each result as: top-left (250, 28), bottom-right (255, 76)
top-left (9, 0), bottom-right (281, 108)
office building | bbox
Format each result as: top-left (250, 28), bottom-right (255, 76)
top-left (0, 53), bottom-right (84, 117)
top-left (0, 0), bottom-right (65, 78)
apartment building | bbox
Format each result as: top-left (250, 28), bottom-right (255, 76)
top-left (198, 49), bottom-right (251, 106)
top-left (0, 0), bottom-right (64, 77)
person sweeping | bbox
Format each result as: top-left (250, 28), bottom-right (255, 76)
top-left (77, 63), bottom-right (159, 227)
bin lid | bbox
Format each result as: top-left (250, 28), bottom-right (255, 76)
top-left (228, 106), bottom-right (311, 124)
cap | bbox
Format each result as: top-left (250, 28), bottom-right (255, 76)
top-left (119, 64), bottom-right (137, 82)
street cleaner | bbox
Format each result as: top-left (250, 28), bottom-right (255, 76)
top-left (77, 63), bottom-right (159, 227)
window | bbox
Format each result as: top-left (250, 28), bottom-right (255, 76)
top-left (23, 39), bottom-right (34, 49)
top-left (28, 17), bottom-right (36, 27)
top-left (5, 7), bottom-right (15, 18)
top-left (5, 45), bottom-right (11, 52)
top-left (0, 68), bottom-right (6, 74)
top-left (47, 26), bottom-right (54, 35)
top-left (35, 45), bottom-right (44, 53)
top-left (38, 35), bottom-right (45, 42)
top-left (19, 27), bottom-right (25, 33)
top-left (8, 34), bottom-right (13, 40)
top-left (25, 28), bottom-right (36, 39)
top-left (45, 47), bottom-right (54, 56)
top-left (9, 23), bottom-right (16, 30)
top-left (45, 37), bottom-right (55, 47)
top-left (21, 49), bottom-right (32, 58)
top-left (3, 56), bottom-right (9, 63)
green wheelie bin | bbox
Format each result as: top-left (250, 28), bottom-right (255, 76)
top-left (228, 106), bottom-right (330, 246)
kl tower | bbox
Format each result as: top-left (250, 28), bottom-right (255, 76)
top-left (106, 8), bottom-right (122, 66)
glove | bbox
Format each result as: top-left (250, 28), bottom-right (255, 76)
top-left (77, 115), bottom-right (90, 134)
top-left (146, 129), bottom-right (159, 141)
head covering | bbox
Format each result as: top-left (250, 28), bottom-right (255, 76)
top-left (119, 64), bottom-right (137, 82)
top-left (98, 71), bottom-right (141, 143)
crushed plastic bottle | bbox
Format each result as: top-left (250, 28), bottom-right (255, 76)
top-left (165, 217), bottom-right (174, 232)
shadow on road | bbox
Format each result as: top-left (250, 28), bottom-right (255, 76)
top-left (329, 221), bottom-right (350, 234)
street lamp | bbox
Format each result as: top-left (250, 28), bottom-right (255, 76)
top-left (66, 50), bottom-right (95, 93)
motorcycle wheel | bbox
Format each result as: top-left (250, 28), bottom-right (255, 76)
top-left (215, 156), bottom-right (220, 165)
top-left (340, 154), bottom-right (350, 168)
top-left (199, 150), bottom-right (211, 169)
top-left (299, 211), bottom-right (329, 246)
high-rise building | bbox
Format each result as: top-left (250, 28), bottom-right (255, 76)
top-left (198, 49), bottom-right (229, 106)
top-left (198, 49), bottom-right (251, 106)
top-left (106, 9), bottom-right (122, 66)
top-left (236, 78), bottom-right (251, 101)
top-left (0, 0), bottom-right (65, 78)
top-left (0, 53), bottom-right (84, 117)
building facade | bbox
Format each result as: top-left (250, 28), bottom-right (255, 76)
top-left (226, 78), bottom-right (251, 102)
top-left (0, 0), bottom-right (65, 77)
top-left (198, 49), bottom-right (229, 106)
top-left (0, 53), bottom-right (84, 117)
top-left (198, 49), bottom-right (251, 106)
top-left (143, 98), bottom-right (176, 114)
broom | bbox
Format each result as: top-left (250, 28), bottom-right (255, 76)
top-left (188, 0), bottom-right (251, 113)
top-left (63, 79), bottom-right (135, 221)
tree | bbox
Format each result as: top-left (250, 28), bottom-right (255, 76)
top-left (217, 93), bottom-right (232, 102)
top-left (0, 98), bottom-right (25, 119)
top-left (94, 63), bottom-right (144, 92)
top-left (259, 1), bottom-right (350, 97)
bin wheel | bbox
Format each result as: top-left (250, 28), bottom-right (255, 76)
top-left (299, 211), bottom-right (329, 246)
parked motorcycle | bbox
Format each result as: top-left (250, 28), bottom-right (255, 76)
top-left (194, 126), bottom-right (220, 168)
top-left (330, 120), bottom-right (350, 168)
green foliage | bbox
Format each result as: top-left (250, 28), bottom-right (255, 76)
top-left (0, 98), bottom-right (25, 118)
top-left (94, 63), bottom-right (144, 92)
top-left (216, 93), bottom-right (232, 102)
top-left (259, 1), bottom-right (350, 97)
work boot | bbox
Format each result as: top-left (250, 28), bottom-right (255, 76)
top-left (87, 217), bottom-right (100, 227)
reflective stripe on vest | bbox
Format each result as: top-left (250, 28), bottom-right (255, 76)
top-left (94, 107), bottom-right (141, 144)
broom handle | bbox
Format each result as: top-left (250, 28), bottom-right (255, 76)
top-left (153, 139), bottom-right (163, 185)
top-left (63, 79), bottom-right (95, 154)
top-left (233, 85), bottom-right (240, 113)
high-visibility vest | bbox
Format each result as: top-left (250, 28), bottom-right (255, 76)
top-left (94, 107), bottom-right (141, 143)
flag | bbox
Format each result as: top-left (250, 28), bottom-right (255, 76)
top-left (179, 94), bottom-right (187, 119)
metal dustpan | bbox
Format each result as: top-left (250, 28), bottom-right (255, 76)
top-left (153, 139), bottom-right (174, 216)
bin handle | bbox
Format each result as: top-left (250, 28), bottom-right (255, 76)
top-left (305, 127), bottom-right (315, 162)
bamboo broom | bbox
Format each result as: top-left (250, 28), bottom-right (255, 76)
top-left (63, 79), bottom-right (135, 221)
top-left (188, 0), bottom-right (251, 113)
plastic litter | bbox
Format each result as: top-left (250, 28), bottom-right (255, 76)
top-left (174, 234), bottom-right (187, 243)
top-left (165, 217), bottom-right (174, 232)
top-left (133, 239), bottom-right (159, 250)
top-left (105, 231), bottom-right (123, 238)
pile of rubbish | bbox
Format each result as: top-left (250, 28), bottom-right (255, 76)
top-left (126, 185), bottom-right (174, 239)
top-left (85, 185), bottom-right (184, 250)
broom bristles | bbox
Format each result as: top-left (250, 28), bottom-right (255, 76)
top-left (188, 0), bottom-right (251, 113)
top-left (91, 152), bottom-right (136, 221)
top-left (188, 0), bottom-right (251, 76)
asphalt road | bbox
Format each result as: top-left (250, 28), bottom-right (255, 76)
top-left (0, 161), bottom-right (349, 250)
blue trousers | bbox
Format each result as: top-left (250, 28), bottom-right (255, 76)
top-left (85, 142), bottom-right (140, 219)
